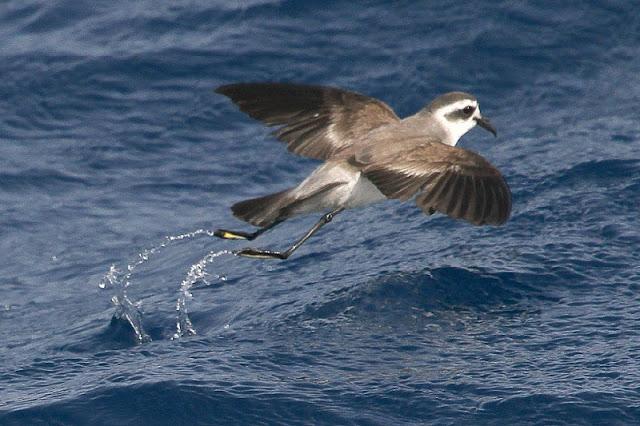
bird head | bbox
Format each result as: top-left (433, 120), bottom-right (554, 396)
top-left (427, 92), bottom-right (496, 146)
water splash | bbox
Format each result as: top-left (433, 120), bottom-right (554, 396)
top-left (99, 228), bottom-right (220, 291)
top-left (173, 250), bottom-right (231, 339)
top-left (111, 292), bottom-right (150, 344)
top-left (100, 265), bottom-right (150, 344)
top-left (98, 228), bottom-right (225, 344)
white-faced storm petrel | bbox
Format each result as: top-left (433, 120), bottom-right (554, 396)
top-left (214, 83), bottom-right (511, 260)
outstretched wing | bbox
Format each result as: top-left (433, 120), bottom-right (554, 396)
top-left (216, 83), bottom-right (400, 160)
top-left (355, 139), bottom-right (511, 225)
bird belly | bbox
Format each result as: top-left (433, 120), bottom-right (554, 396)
top-left (343, 174), bottom-right (386, 208)
top-left (287, 162), bottom-right (385, 215)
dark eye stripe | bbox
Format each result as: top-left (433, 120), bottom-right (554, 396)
top-left (445, 105), bottom-right (476, 120)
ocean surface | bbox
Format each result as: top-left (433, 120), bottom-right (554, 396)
top-left (1, 1), bottom-right (639, 424)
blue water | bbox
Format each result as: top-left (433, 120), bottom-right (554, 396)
top-left (1, 1), bottom-right (639, 424)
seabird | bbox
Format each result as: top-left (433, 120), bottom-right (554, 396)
top-left (213, 83), bottom-right (511, 259)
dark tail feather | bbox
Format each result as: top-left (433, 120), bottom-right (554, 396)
top-left (231, 189), bottom-right (291, 228)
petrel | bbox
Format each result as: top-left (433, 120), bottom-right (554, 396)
top-left (214, 83), bottom-right (511, 259)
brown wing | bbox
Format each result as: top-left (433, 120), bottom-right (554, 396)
top-left (215, 83), bottom-right (400, 160)
top-left (356, 139), bottom-right (511, 225)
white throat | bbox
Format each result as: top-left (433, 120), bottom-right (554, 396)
top-left (440, 121), bottom-right (470, 146)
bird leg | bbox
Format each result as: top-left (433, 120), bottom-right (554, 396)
top-left (214, 220), bottom-right (282, 241)
top-left (234, 208), bottom-right (344, 260)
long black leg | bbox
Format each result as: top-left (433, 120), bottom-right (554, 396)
top-left (234, 208), bottom-right (344, 260)
top-left (214, 220), bottom-right (282, 241)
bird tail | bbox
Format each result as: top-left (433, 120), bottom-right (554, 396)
top-left (231, 189), bottom-right (292, 228)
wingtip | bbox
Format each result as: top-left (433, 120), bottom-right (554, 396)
top-left (214, 82), bottom-right (265, 97)
top-left (214, 83), bottom-right (233, 95)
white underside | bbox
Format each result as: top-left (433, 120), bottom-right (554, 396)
top-left (287, 162), bottom-right (386, 215)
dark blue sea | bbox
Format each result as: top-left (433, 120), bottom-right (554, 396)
top-left (1, 1), bottom-right (639, 424)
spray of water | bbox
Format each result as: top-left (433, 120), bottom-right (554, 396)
top-left (173, 250), bottom-right (231, 339)
top-left (99, 264), bottom-right (150, 343)
top-left (99, 229), bottom-right (232, 343)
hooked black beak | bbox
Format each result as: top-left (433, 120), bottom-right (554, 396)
top-left (475, 116), bottom-right (497, 137)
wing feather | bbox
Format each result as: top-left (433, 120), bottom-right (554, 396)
top-left (357, 139), bottom-right (511, 226)
top-left (476, 177), bottom-right (489, 223)
top-left (216, 83), bottom-right (400, 160)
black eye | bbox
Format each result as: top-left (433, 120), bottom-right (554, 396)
top-left (462, 105), bottom-right (475, 115)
